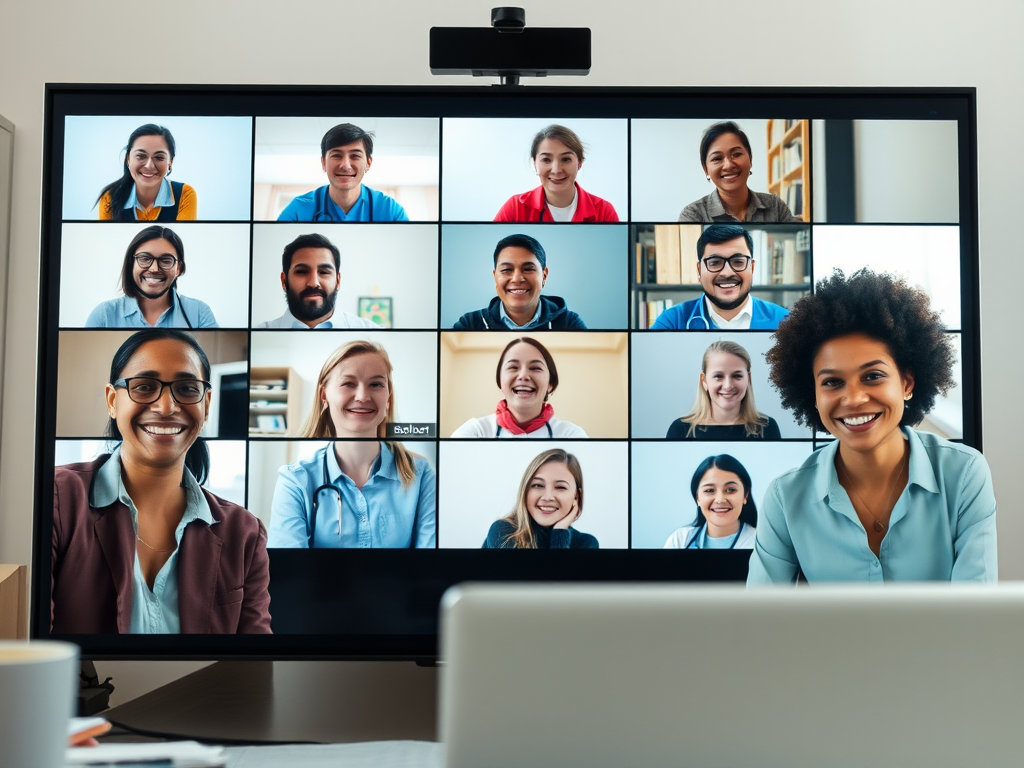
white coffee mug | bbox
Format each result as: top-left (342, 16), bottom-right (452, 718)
top-left (0, 641), bottom-right (79, 768)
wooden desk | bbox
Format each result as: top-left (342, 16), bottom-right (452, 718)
top-left (104, 660), bottom-right (438, 744)
top-left (0, 564), bottom-right (27, 639)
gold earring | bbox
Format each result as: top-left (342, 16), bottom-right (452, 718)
top-left (905, 393), bottom-right (913, 401)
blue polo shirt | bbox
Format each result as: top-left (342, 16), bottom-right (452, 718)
top-left (276, 184), bottom-right (409, 222)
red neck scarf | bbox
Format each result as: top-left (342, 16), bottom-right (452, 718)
top-left (495, 400), bottom-right (554, 435)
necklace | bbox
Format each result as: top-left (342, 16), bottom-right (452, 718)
top-left (136, 533), bottom-right (175, 553)
top-left (837, 451), bottom-right (908, 534)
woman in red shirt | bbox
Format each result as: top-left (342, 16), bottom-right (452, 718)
top-left (494, 125), bottom-right (618, 223)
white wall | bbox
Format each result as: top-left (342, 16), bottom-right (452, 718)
top-left (2, 0), bottom-right (1022, 702)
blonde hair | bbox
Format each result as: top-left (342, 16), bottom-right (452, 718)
top-left (498, 449), bottom-right (584, 549)
top-left (298, 340), bottom-right (418, 487)
top-left (681, 340), bottom-right (769, 438)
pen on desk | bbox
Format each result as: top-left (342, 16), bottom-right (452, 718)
top-left (78, 760), bottom-right (172, 767)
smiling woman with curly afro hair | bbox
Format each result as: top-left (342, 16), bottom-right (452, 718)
top-left (747, 269), bottom-right (996, 585)
top-left (766, 269), bottom-right (956, 432)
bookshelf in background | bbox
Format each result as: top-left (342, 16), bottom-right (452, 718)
top-left (767, 119), bottom-right (811, 221)
top-left (249, 366), bottom-right (303, 436)
top-left (631, 224), bottom-right (811, 328)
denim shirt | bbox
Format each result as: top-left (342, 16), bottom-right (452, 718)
top-left (91, 447), bottom-right (215, 633)
top-left (747, 428), bottom-right (997, 584)
top-left (267, 442), bottom-right (436, 548)
top-left (85, 294), bottom-right (218, 329)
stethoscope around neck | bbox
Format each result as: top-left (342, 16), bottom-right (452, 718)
top-left (308, 448), bottom-right (342, 548)
top-left (312, 185), bottom-right (371, 222)
top-left (686, 521), bottom-right (742, 550)
top-left (684, 295), bottom-right (713, 330)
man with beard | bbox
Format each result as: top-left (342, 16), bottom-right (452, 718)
top-left (650, 224), bottom-right (789, 330)
top-left (255, 233), bottom-right (380, 329)
top-left (86, 225), bottom-right (218, 328)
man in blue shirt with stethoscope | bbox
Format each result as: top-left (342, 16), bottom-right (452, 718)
top-left (276, 123), bottom-right (410, 222)
top-left (650, 223), bottom-right (790, 330)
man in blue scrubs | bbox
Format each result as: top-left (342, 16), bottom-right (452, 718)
top-left (277, 123), bottom-right (409, 222)
top-left (650, 223), bottom-right (789, 330)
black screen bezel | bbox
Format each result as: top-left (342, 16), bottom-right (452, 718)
top-left (33, 84), bottom-right (981, 659)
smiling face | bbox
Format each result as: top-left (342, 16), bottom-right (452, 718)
top-left (321, 140), bottom-right (371, 196)
top-left (698, 235), bottom-right (754, 314)
top-left (493, 247), bottom-right (548, 319)
top-left (282, 247), bottom-right (340, 324)
top-left (105, 338), bottom-right (209, 472)
top-left (701, 351), bottom-right (749, 416)
top-left (499, 341), bottom-right (553, 421)
top-left (695, 466), bottom-right (747, 538)
top-left (127, 135), bottom-right (172, 194)
top-left (526, 460), bottom-right (579, 528)
top-left (813, 333), bottom-right (914, 456)
top-left (533, 137), bottom-right (581, 201)
top-left (702, 131), bottom-right (752, 195)
top-left (321, 351), bottom-right (391, 438)
top-left (131, 237), bottom-right (180, 301)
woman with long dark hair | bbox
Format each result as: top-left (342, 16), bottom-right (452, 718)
top-left (664, 454), bottom-right (757, 549)
top-left (96, 124), bottom-right (197, 221)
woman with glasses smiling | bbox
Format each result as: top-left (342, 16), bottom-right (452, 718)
top-left (50, 329), bottom-right (271, 634)
top-left (85, 226), bottom-right (218, 329)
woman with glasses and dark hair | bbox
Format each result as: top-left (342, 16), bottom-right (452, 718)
top-left (665, 454), bottom-right (757, 549)
top-left (678, 121), bottom-right (800, 224)
top-left (50, 329), bottom-right (271, 634)
top-left (96, 124), bottom-right (197, 221)
top-left (85, 226), bottom-right (218, 329)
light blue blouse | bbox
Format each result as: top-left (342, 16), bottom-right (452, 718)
top-left (747, 428), bottom-right (997, 584)
top-left (91, 447), bottom-right (215, 633)
top-left (267, 442), bottom-right (436, 549)
top-left (85, 294), bottom-right (218, 328)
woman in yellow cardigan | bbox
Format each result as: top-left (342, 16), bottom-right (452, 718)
top-left (96, 124), bottom-right (197, 221)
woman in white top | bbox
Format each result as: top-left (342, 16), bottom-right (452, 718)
top-left (451, 337), bottom-right (587, 438)
top-left (664, 454), bottom-right (757, 549)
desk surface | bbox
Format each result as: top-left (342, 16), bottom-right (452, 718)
top-left (104, 661), bottom-right (438, 744)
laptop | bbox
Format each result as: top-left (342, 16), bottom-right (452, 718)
top-left (439, 583), bottom-right (1024, 768)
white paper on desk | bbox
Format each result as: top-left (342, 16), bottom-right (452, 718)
top-left (224, 741), bottom-right (442, 768)
top-left (66, 740), bottom-right (226, 766)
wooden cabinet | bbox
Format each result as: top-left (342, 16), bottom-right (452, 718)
top-left (249, 366), bottom-right (303, 436)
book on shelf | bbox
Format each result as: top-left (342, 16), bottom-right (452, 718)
top-left (637, 225), bottom-right (701, 286)
top-left (785, 179), bottom-right (804, 216)
top-left (782, 140), bottom-right (803, 174)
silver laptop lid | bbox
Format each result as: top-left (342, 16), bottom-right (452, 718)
top-left (440, 583), bottom-right (1024, 768)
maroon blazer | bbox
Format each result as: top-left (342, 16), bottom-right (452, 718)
top-left (51, 458), bottom-right (272, 634)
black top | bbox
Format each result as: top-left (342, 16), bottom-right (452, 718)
top-left (481, 519), bottom-right (599, 549)
top-left (665, 417), bottom-right (782, 440)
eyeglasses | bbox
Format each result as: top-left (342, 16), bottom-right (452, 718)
top-left (701, 255), bottom-right (751, 273)
top-left (134, 253), bottom-right (179, 270)
top-left (113, 377), bottom-right (211, 405)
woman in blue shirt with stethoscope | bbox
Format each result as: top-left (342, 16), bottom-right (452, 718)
top-left (664, 454), bottom-right (757, 549)
top-left (266, 340), bottom-right (436, 548)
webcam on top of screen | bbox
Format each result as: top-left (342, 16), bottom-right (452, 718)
top-left (429, 7), bottom-right (591, 86)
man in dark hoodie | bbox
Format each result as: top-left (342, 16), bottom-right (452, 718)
top-left (453, 233), bottom-right (587, 330)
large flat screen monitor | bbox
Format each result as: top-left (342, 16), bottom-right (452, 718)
top-left (33, 85), bottom-right (980, 657)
